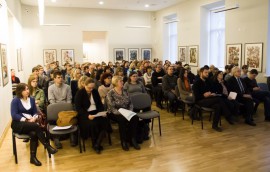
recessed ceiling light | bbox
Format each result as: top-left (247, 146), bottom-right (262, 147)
top-left (99, 1), bottom-right (104, 5)
top-left (145, 4), bottom-right (149, 8)
top-left (51, 0), bottom-right (56, 2)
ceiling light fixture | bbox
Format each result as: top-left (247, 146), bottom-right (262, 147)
top-left (99, 1), bottom-right (104, 5)
top-left (38, 0), bottom-right (44, 25)
top-left (145, 4), bottom-right (149, 8)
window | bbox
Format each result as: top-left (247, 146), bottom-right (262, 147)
top-left (209, 10), bottom-right (225, 68)
top-left (163, 14), bottom-right (178, 63)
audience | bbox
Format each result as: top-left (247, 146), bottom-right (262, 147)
top-left (151, 64), bottom-right (165, 109)
top-left (28, 75), bottom-right (45, 111)
top-left (241, 65), bottom-right (249, 78)
top-left (98, 73), bottom-right (113, 104)
top-left (124, 71), bottom-right (146, 94)
top-left (177, 68), bottom-right (194, 102)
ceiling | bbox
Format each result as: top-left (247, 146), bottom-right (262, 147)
top-left (21, 0), bottom-right (186, 11)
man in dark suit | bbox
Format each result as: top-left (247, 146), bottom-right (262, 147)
top-left (244, 69), bottom-right (270, 121)
top-left (193, 67), bottom-right (232, 132)
top-left (151, 64), bottom-right (165, 109)
top-left (227, 66), bottom-right (256, 126)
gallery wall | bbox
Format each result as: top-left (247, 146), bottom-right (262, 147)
top-left (21, 5), bottom-right (153, 80)
top-left (152, 0), bottom-right (269, 82)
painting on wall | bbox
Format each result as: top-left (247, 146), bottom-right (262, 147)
top-left (141, 48), bottom-right (152, 61)
top-left (188, 45), bottom-right (199, 66)
top-left (128, 48), bottom-right (139, 61)
top-left (226, 44), bottom-right (242, 67)
top-left (178, 46), bottom-right (187, 63)
top-left (43, 49), bottom-right (57, 66)
top-left (244, 43), bottom-right (263, 72)
top-left (17, 48), bottom-right (23, 71)
top-left (61, 49), bottom-right (74, 65)
top-left (1, 44), bottom-right (8, 86)
top-left (114, 48), bottom-right (125, 62)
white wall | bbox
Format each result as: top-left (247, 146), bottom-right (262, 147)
top-left (0, 0), bottom-right (22, 141)
top-left (21, 6), bottom-right (153, 79)
top-left (153, 0), bottom-right (269, 82)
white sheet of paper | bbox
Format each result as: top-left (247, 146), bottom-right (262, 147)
top-left (52, 125), bottom-right (72, 131)
top-left (118, 108), bottom-right (137, 121)
top-left (228, 92), bottom-right (237, 100)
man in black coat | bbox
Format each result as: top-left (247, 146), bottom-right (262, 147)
top-left (226, 66), bottom-right (256, 126)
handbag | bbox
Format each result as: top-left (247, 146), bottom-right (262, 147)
top-left (37, 108), bottom-right (47, 130)
top-left (56, 111), bottom-right (78, 127)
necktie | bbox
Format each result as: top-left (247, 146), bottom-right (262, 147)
top-left (237, 78), bottom-right (244, 93)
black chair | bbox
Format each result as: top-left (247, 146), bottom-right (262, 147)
top-left (12, 132), bottom-right (30, 164)
top-left (130, 93), bottom-right (162, 136)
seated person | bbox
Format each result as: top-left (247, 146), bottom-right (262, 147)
top-left (211, 71), bottom-right (239, 122)
top-left (192, 67), bottom-right (232, 132)
top-left (177, 68), bottom-right (194, 102)
top-left (48, 71), bottom-right (76, 149)
top-left (98, 73), bottom-right (113, 104)
top-left (28, 74), bottom-right (45, 111)
top-left (143, 66), bottom-right (153, 98)
top-left (162, 66), bottom-right (178, 112)
top-left (151, 64), bottom-right (165, 109)
top-left (70, 68), bottom-right (82, 103)
top-left (11, 69), bottom-right (20, 95)
top-left (75, 78), bottom-right (108, 154)
top-left (244, 69), bottom-right (270, 121)
top-left (106, 76), bottom-right (140, 151)
top-left (123, 71), bottom-right (146, 95)
top-left (227, 66), bottom-right (256, 126)
top-left (11, 83), bottom-right (57, 166)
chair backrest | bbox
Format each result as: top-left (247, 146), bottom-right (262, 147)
top-left (47, 102), bottom-right (74, 121)
top-left (130, 93), bottom-right (151, 110)
top-left (258, 83), bottom-right (269, 91)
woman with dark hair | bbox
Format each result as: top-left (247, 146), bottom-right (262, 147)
top-left (177, 68), bottom-right (194, 102)
top-left (211, 70), bottom-right (239, 124)
top-left (123, 71), bottom-right (146, 94)
top-left (11, 83), bottom-right (57, 166)
top-left (98, 73), bottom-right (113, 104)
top-left (75, 78), bottom-right (108, 154)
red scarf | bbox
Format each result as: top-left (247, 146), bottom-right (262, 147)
top-left (184, 77), bottom-right (190, 91)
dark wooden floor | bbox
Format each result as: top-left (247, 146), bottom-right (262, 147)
top-left (1, 104), bottom-right (270, 172)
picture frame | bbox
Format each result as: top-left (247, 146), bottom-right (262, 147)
top-left (226, 44), bottom-right (242, 66)
top-left (17, 48), bottom-right (22, 71)
top-left (244, 43), bottom-right (263, 72)
top-left (43, 49), bottom-right (57, 66)
top-left (128, 48), bottom-right (139, 61)
top-left (1, 44), bottom-right (8, 86)
top-left (188, 45), bottom-right (199, 66)
top-left (61, 49), bottom-right (74, 65)
top-left (141, 48), bottom-right (152, 61)
top-left (178, 46), bottom-right (187, 63)
top-left (114, 48), bottom-right (125, 62)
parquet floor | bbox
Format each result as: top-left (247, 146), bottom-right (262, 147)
top-left (1, 104), bottom-right (270, 172)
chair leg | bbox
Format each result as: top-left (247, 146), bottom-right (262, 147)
top-left (200, 110), bottom-right (204, 130)
top-left (158, 116), bottom-right (161, 136)
top-left (12, 133), bottom-right (18, 164)
top-left (78, 131), bottom-right (82, 153)
top-left (182, 103), bottom-right (185, 120)
top-left (151, 118), bottom-right (154, 131)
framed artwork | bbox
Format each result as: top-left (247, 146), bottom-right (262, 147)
top-left (188, 45), bottom-right (199, 66)
top-left (244, 43), bottom-right (263, 72)
top-left (114, 48), bottom-right (125, 62)
top-left (128, 48), bottom-right (139, 61)
top-left (61, 49), bottom-right (74, 65)
top-left (17, 48), bottom-right (23, 71)
top-left (141, 48), bottom-right (152, 61)
top-left (43, 49), bottom-right (57, 66)
top-left (226, 44), bottom-right (242, 66)
top-left (1, 44), bottom-right (8, 86)
top-left (178, 46), bottom-right (187, 63)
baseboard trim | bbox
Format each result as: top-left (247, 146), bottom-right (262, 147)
top-left (0, 120), bottom-right (11, 148)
